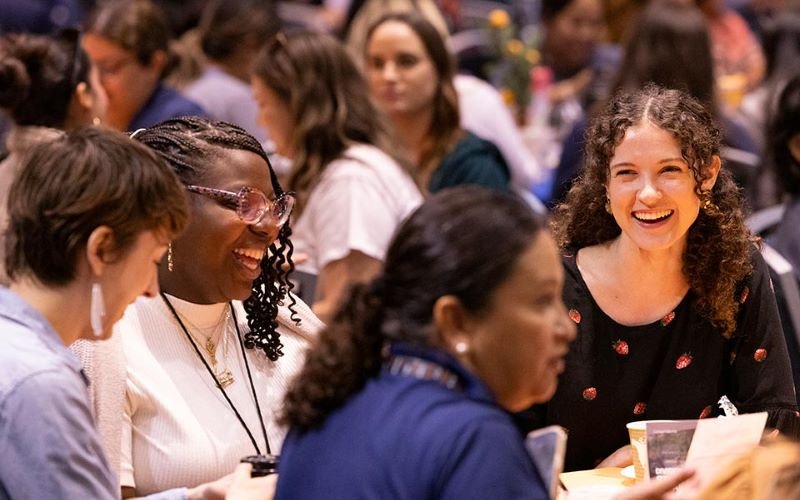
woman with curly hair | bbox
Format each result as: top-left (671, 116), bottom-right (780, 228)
top-left (93, 117), bottom-right (321, 498)
top-left (251, 30), bottom-right (422, 322)
top-left (523, 84), bottom-right (799, 472)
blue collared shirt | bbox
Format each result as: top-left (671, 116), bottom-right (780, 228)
top-left (276, 342), bottom-right (548, 499)
top-left (0, 288), bottom-right (187, 500)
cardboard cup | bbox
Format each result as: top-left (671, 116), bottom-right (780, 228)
top-left (626, 420), bottom-right (675, 482)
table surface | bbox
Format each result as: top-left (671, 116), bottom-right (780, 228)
top-left (558, 467), bottom-right (635, 499)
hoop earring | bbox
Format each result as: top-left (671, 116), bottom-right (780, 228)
top-left (167, 243), bottom-right (174, 272)
top-left (90, 282), bottom-right (106, 338)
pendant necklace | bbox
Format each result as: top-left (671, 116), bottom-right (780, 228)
top-left (161, 292), bottom-right (272, 455)
top-left (180, 308), bottom-right (235, 388)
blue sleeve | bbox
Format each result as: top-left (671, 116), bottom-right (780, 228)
top-left (0, 370), bottom-right (119, 500)
top-left (437, 418), bottom-right (549, 500)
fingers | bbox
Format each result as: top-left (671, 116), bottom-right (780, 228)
top-left (615, 468), bottom-right (695, 500)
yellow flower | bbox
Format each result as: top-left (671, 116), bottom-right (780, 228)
top-left (500, 88), bottom-right (516, 105)
top-left (526, 49), bottom-right (541, 65)
top-left (506, 39), bottom-right (524, 56)
top-left (488, 9), bottom-right (511, 28)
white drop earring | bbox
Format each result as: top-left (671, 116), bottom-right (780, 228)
top-left (90, 282), bottom-right (106, 338)
top-left (455, 341), bottom-right (468, 354)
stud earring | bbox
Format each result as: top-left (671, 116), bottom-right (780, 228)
top-left (454, 341), bottom-right (468, 354)
top-left (167, 243), bottom-right (174, 272)
top-left (92, 116), bottom-right (102, 126)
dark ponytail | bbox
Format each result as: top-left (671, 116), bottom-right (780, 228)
top-left (280, 282), bottom-right (385, 430)
top-left (281, 186), bottom-right (545, 432)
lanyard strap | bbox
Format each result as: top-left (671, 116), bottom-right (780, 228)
top-left (161, 292), bottom-right (271, 455)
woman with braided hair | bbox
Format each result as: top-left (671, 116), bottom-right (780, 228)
top-left (94, 116), bottom-right (321, 498)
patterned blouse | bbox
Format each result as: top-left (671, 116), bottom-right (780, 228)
top-left (518, 248), bottom-right (800, 471)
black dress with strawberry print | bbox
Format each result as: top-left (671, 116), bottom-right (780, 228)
top-left (516, 247), bottom-right (800, 472)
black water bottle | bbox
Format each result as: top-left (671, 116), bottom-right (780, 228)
top-left (240, 454), bottom-right (279, 477)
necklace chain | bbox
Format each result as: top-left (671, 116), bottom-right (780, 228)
top-left (160, 292), bottom-right (271, 455)
top-left (181, 309), bottom-right (235, 388)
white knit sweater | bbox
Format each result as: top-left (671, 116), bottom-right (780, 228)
top-left (78, 292), bottom-right (321, 495)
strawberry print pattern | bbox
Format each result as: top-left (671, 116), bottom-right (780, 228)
top-left (675, 353), bottom-right (693, 370)
top-left (699, 405), bottom-right (713, 419)
top-left (633, 402), bottom-right (647, 415)
top-left (569, 309), bottom-right (582, 324)
top-left (660, 311), bottom-right (676, 327)
top-left (582, 387), bottom-right (597, 401)
top-left (739, 287), bottom-right (750, 304)
top-left (612, 339), bottom-right (629, 356)
top-left (754, 348), bottom-right (768, 362)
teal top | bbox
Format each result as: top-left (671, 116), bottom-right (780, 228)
top-left (429, 132), bottom-right (510, 193)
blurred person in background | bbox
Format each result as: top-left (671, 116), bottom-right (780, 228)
top-left (82, 0), bottom-right (205, 131)
top-left (252, 31), bottom-right (421, 322)
top-left (0, 29), bottom-right (107, 285)
top-left (181, 0), bottom-right (279, 145)
top-left (365, 12), bottom-right (511, 193)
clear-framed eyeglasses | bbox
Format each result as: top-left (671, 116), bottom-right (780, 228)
top-left (186, 185), bottom-right (295, 227)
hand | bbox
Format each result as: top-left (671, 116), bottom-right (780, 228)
top-left (614, 468), bottom-right (696, 500)
top-left (596, 445), bottom-right (633, 468)
top-left (224, 463), bottom-right (278, 500)
top-left (185, 472), bottom-right (235, 500)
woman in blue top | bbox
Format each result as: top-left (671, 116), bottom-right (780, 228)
top-left (275, 186), bottom-right (567, 499)
top-left (82, 0), bottom-right (205, 132)
top-left (274, 186), bottom-right (696, 499)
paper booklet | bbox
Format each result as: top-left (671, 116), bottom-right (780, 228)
top-left (525, 425), bottom-right (568, 500)
top-left (644, 412), bottom-right (767, 493)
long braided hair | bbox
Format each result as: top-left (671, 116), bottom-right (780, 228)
top-left (134, 116), bottom-right (298, 361)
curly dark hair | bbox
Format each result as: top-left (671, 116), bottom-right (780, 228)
top-left (133, 116), bottom-right (298, 360)
top-left (281, 186), bottom-right (546, 431)
top-left (552, 84), bottom-right (753, 338)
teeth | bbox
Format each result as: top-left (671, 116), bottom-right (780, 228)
top-left (634, 210), bottom-right (673, 221)
top-left (234, 248), bottom-right (265, 261)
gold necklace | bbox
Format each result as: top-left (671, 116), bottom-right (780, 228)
top-left (179, 307), bottom-right (236, 388)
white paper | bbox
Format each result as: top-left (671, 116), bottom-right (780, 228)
top-left (677, 412), bottom-right (767, 492)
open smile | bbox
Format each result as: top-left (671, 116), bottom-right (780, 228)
top-left (632, 209), bottom-right (674, 224)
top-left (233, 247), bottom-right (265, 279)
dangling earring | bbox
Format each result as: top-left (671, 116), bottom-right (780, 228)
top-left (454, 341), bottom-right (468, 354)
top-left (700, 191), bottom-right (714, 212)
top-left (604, 197), bottom-right (612, 214)
top-left (167, 243), bottom-right (174, 272)
top-left (90, 282), bottom-right (106, 338)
